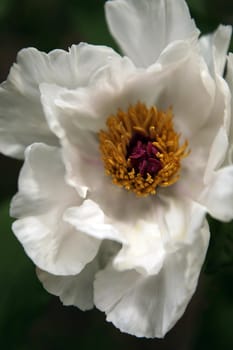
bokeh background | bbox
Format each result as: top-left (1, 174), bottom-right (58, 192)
top-left (1, 0), bottom-right (233, 349)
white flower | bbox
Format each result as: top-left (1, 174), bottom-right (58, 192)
top-left (1, 0), bottom-right (233, 338)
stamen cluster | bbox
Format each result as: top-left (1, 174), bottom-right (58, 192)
top-left (99, 102), bottom-right (189, 196)
top-left (128, 136), bottom-right (162, 177)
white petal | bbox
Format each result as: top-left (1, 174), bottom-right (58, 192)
top-left (36, 240), bottom-right (121, 311)
top-left (37, 257), bottom-right (100, 311)
top-left (0, 79), bottom-right (57, 159)
top-left (94, 220), bottom-right (209, 338)
top-left (40, 40), bottom-right (215, 200)
top-left (39, 55), bottom-right (136, 195)
top-left (199, 25), bottom-right (232, 76)
top-left (113, 220), bottom-right (165, 275)
top-left (178, 67), bottom-right (231, 202)
top-left (155, 43), bottom-right (214, 140)
top-left (67, 44), bottom-right (122, 87)
top-left (39, 56), bottom-right (140, 195)
top-left (197, 76), bottom-right (232, 219)
top-left (40, 82), bottom-right (105, 197)
top-left (204, 125), bottom-right (229, 179)
top-left (110, 193), bottom-right (197, 276)
top-left (226, 53), bottom-right (233, 164)
top-left (63, 140), bottom-right (106, 199)
top-left (200, 166), bottom-right (233, 222)
top-left (40, 55), bottom-right (136, 137)
top-left (90, 175), bottom-right (206, 277)
top-left (0, 44), bottom-right (120, 158)
top-left (64, 199), bottom-right (124, 243)
top-left (11, 143), bottom-right (100, 275)
top-left (105, 0), bottom-right (199, 67)
top-left (41, 41), bottom-right (211, 143)
top-left (204, 75), bottom-right (231, 163)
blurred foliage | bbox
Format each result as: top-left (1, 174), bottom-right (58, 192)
top-left (0, 0), bottom-right (233, 349)
top-left (0, 0), bottom-right (115, 52)
top-left (0, 200), bottom-right (50, 349)
top-left (187, 0), bottom-right (233, 51)
top-left (192, 218), bottom-right (233, 350)
top-left (194, 217), bottom-right (233, 350)
top-left (194, 268), bottom-right (233, 350)
top-left (0, 0), bottom-right (232, 52)
top-left (205, 218), bottom-right (233, 273)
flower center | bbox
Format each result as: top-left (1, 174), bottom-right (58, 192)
top-left (127, 135), bottom-right (162, 178)
top-left (99, 102), bottom-right (189, 197)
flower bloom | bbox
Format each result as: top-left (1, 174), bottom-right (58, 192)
top-left (1, 0), bottom-right (233, 338)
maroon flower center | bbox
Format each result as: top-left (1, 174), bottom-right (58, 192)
top-left (127, 134), bottom-right (162, 177)
top-left (99, 102), bottom-right (189, 197)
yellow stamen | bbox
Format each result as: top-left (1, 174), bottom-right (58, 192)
top-left (99, 102), bottom-right (189, 197)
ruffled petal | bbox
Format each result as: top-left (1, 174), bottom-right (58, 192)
top-left (40, 40), bottom-right (215, 199)
top-left (40, 55), bottom-right (136, 136)
top-left (0, 77), bottom-right (57, 159)
top-left (63, 199), bottom-right (124, 243)
top-left (105, 0), bottom-right (199, 67)
top-left (37, 256), bottom-right (100, 311)
top-left (200, 166), bottom-right (233, 221)
top-left (112, 220), bottom-right (165, 276)
top-left (0, 44), bottom-right (120, 158)
top-left (94, 219), bottom-right (209, 338)
top-left (178, 64), bottom-right (231, 202)
top-left (90, 175), bottom-right (206, 277)
top-left (155, 43), bottom-right (214, 140)
top-left (11, 143), bottom-right (100, 275)
top-left (226, 54), bottom-right (233, 164)
top-left (39, 55), bottom-right (135, 195)
top-left (197, 74), bottom-right (232, 220)
top-left (65, 189), bottom-right (201, 278)
top-left (199, 25), bottom-right (232, 76)
top-left (36, 239), bottom-right (121, 311)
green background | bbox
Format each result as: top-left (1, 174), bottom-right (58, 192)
top-left (0, 0), bottom-right (233, 349)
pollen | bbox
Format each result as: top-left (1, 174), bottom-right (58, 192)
top-left (99, 102), bottom-right (189, 197)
